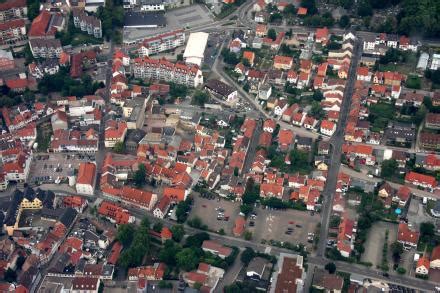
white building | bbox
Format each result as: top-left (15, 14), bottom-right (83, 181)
top-left (183, 32), bottom-right (209, 67)
top-left (85, 0), bottom-right (105, 12)
top-left (75, 162), bottom-right (96, 196)
top-left (430, 54), bottom-right (440, 71)
top-left (138, 30), bottom-right (185, 57)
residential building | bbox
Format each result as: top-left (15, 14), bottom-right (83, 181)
top-left (29, 38), bottom-right (62, 59)
top-left (0, 49), bottom-right (14, 70)
top-left (320, 120), bottom-right (336, 136)
top-left (430, 246), bottom-right (440, 269)
top-left (273, 55), bottom-right (293, 70)
top-left (404, 171), bottom-right (436, 190)
top-left (104, 120), bottom-right (128, 148)
top-left (425, 113), bottom-right (440, 130)
top-left (133, 57), bottom-right (203, 87)
top-left (416, 256), bottom-right (430, 275)
top-left (419, 132), bottom-right (440, 150)
top-left (397, 223), bottom-right (419, 249)
top-left (76, 162), bottom-right (96, 195)
top-left (140, 0), bottom-right (165, 11)
top-left (0, 18), bottom-right (26, 45)
top-left (98, 201), bottom-right (135, 224)
top-left (85, 0), bottom-right (105, 13)
top-left (153, 196), bottom-right (170, 218)
top-left (204, 79), bottom-right (238, 103)
top-left (312, 268), bottom-right (343, 293)
top-left (270, 253), bottom-right (305, 293)
top-left (0, 0), bottom-right (27, 22)
top-left (201, 240), bottom-right (232, 259)
top-left (127, 263), bottom-right (166, 281)
top-left (28, 11), bottom-right (63, 39)
top-left (72, 9), bottom-right (102, 38)
top-left (138, 30), bottom-right (185, 57)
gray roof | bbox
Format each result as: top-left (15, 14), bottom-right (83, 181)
top-left (247, 257), bottom-right (268, 277)
top-left (124, 12), bottom-right (166, 27)
top-left (0, 49), bottom-right (13, 60)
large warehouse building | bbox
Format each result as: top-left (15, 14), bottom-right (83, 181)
top-left (183, 32), bottom-right (209, 67)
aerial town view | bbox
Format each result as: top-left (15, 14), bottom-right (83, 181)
top-left (0, 0), bottom-right (440, 292)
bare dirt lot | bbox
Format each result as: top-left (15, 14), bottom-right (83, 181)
top-left (361, 221), bottom-right (398, 267)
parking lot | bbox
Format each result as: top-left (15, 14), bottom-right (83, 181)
top-left (248, 207), bottom-right (321, 248)
top-left (189, 194), bottom-right (239, 233)
top-left (29, 153), bottom-right (96, 186)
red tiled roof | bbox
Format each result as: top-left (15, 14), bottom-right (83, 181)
top-left (397, 223), bottom-right (419, 245)
top-left (405, 171), bottom-right (437, 187)
top-left (163, 186), bottom-right (186, 202)
top-left (431, 245), bottom-right (440, 261)
top-left (29, 11), bottom-right (56, 37)
top-left (0, 18), bottom-right (25, 31)
top-left (77, 162), bottom-right (96, 185)
top-left (417, 256), bottom-right (430, 269)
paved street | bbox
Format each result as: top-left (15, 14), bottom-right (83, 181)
top-left (317, 37), bottom-right (362, 257)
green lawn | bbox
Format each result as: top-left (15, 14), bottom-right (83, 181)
top-left (71, 33), bottom-right (103, 46)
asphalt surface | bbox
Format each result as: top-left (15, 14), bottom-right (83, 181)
top-left (316, 38), bottom-right (363, 257)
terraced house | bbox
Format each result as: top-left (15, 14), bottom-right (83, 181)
top-left (133, 57), bottom-right (203, 87)
top-left (72, 8), bottom-right (102, 38)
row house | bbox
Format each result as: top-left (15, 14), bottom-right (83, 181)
top-left (0, 0), bottom-right (27, 23)
top-left (425, 113), bottom-right (440, 130)
top-left (28, 59), bottom-right (59, 78)
top-left (1, 106), bottom-right (38, 132)
top-left (138, 29), bottom-right (185, 57)
top-left (102, 186), bottom-right (158, 211)
top-left (419, 132), bottom-right (440, 150)
top-left (97, 201), bottom-right (135, 224)
top-left (50, 129), bottom-right (99, 153)
top-left (405, 171), bottom-right (437, 190)
top-left (29, 38), bottom-right (62, 59)
top-left (72, 9), bottom-right (102, 38)
top-left (133, 57), bottom-right (203, 88)
top-left (337, 217), bottom-right (356, 258)
top-left (364, 33), bottom-right (419, 52)
top-left (0, 18), bottom-right (26, 46)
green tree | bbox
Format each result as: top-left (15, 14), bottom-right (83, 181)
top-left (357, 0), bottom-right (373, 17)
top-left (4, 268), bottom-right (16, 282)
top-left (325, 262), bottom-right (337, 274)
top-left (153, 222), bottom-right (163, 233)
top-left (184, 232), bottom-right (210, 248)
top-left (176, 248), bottom-right (199, 271)
top-left (396, 267), bottom-right (406, 274)
top-left (339, 15), bottom-right (350, 28)
top-left (240, 247), bottom-right (255, 265)
top-left (381, 159), bottom-right (398, 178)
top-left (170, 225), bottom-right (185, 242)
top-left (176, 54), bottom-right (183, 61)
top-left (240, 204), bottom-right (253, 216)
top-left (133, 164), bottom-right (147, 187)
top-left (242, 178), bottom-right (260, 204)
top-left (420, 222), bottom-right (435, 243)
top-left (390, 241), bottom-right (403, 262)
top-left (234, 167), bottom-right (239, 176)
top-left (310, 101), bottom-right (323, 118)
top-left (312, 90), bottom-right (324, 101)
top-left (159, 240), bottom-right (181, 266)
top-left (113, 141), bottom-right (125, 153)
top-left (116, 224), bottom-right (135, 246)
top-left (242, 58), bottom-right (251, 67)
top-left (300, 0), bottom-right (317, 14)
top-left (176, 197), bottom-right (192, 223)
top-left (191, 90), bottom-right (210, 106)
top-left (244, 231), bottom-right (252, 240)
top-left (27, 0), bottom-right (40, 21)
top-left (267, 28), bottom-right (277, 41)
